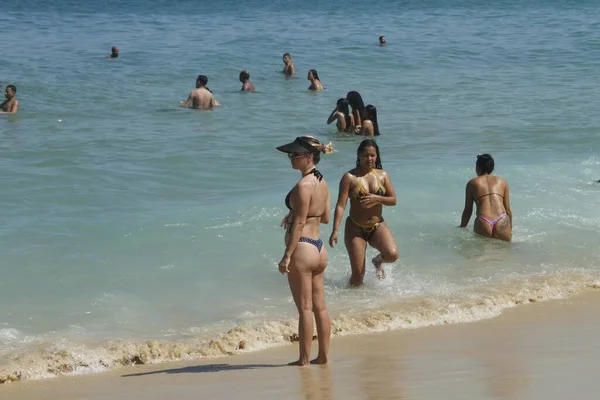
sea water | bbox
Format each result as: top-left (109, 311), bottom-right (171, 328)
top-left (1, 0), bottom-right (600, 382)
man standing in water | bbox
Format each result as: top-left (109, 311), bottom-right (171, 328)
top-left (282, 53), bottom-right (295, 77)
top-left (239, 70), bottom-right (256, 92)
top-left (181, 75), bottom-right (220, 110)
top-left (0, 85), bottom-right (19, 114)
top-left (106, 46), bottom-right (119, 59)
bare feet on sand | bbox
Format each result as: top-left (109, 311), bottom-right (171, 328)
top-left (372, 255), bottom-right (386, 280)
top-left (288, 360), bottom-right (310, 367)
top-left (310, 357), bottom-right (328, 365)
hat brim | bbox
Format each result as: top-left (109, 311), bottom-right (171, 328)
top-left (276, 138), bottom-right (312, 154)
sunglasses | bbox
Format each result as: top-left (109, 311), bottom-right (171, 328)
top-left (287, 153), bottom-right (306, 161)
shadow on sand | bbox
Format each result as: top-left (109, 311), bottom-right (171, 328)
top-left (121, 363), bottom-right (284, 377)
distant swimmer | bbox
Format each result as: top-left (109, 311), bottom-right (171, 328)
top-left (460, 154), bottom-right (513, 242)
top-left (282, 53), bottom-right (296, 77)
top-left (379, 36), bottom-right (386, 46)
top-left (181, 75), bottom-right (220, 110)
top-left (359, 105), bottom-right (380, 136)
top-left (0, 85), bottom-right (19, 115)
top-left (327, 98), bottom-right (354, 132)
top-left (346, 91), bottom-right (367, 133)
top-left (106, 46), bottom-right (119, 59)
top-left (329, 139), bottom-right (399, 285)
top-left (239, 70), bottom-right (256, 92)
top-left (307, 69), bottom-right (324, 91)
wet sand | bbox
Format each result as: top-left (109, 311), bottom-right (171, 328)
top-left (2, 290), bottom-right (600, 399)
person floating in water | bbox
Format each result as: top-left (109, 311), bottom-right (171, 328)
top-left (282, 53), bottom-right (296, 78)
top-left (379, 36), bottom-right (386, 46)
top-left (181, 75), bottom-right (220, 110)
top-left (307, 69), bottom-right (324, 91)
top-left (460, 154), bottom-right (513, 241)
top-left (239, 70), bottom-right (256, 92)
top-left (106, 46), bottom-right (119, 59)
top-left (329, 139), bottom-right (399, 285)
top-left (0, 85), bottom-right (19, 115)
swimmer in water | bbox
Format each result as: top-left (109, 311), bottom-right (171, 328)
top-left (307, 69), bottom-right (324, 91)
top-left (326, 98), bottom-right (354, 132)
top-left (283, 53), bottom-right (296, 78)
top-left (0, 85), bottom-right (19, 114)
top-left (106, 46), bottom-right (119, 59)
top-left (459, 154), bottom-right (513, 241)
top-left (239, 70), bottom-right (256, 92)
top-left (379, 36), bottom-right (386, 46)
top-left (180, 75), bottom-right (220, 109)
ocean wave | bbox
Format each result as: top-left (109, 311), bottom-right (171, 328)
top-left (1, 272), bottom-right (599, 384)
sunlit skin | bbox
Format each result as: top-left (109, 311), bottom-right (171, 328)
top-left (0, 86), bottom-right (19, 114)
top-left (330, 145), bottom-right (399, 286)
top-left (279, 147), bottom-right (331, 366)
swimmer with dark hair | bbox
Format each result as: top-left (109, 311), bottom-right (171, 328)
top-left (239, 70), bottom-right (256, 92)
top-left (282, 53), bottom-right (296, 77)
top-left (460, 154), bottom-right (513, 241)
top-left (307, 69), bottom-right (323, 91)
top-left (106, 46), bottom-right (119, 59)
top-left (379, 36), bottom-right (386, 46)
top-left (0, 85), bottom-right (19, 114)
top-left (181, 75), bottom-right (220, 109)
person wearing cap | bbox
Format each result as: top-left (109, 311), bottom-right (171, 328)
top-left (180, 75), bottom-right (220, 110)
top-left (459, 154), bottom-right (513, 241)
top-left (0, 85), bottom-right (19, 115)
top-left (329, 139), bottom-right (398, 286)
top-left (276, 135), bottom-right (334, 366)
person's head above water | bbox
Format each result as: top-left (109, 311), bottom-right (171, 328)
top-left (283, 53), bottom-right (292, 64)
top-left (476, 154), bottom-right (495, 175)
top-left (356, 138), bottom-right (383, 169)
top-left (196, 75), bottom-right (208, 88)
top-left (111, 46), bottom-right (119, 57)
top-left (308, 69), bottom-right (320, 81)
top-left (379, 36), bottom-right (386, 45)
top-left (365, 104), bottom-right (380, 136)
top-left (346, 91), bottom-right (366, 117)
top-left (276, 136), bottom-right (334, 166)
top-left (239, 70), bottom-right (250, 83)
top-left (5, 85), bottom-right (16, 98)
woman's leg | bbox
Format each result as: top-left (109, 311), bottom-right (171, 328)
top-left (368, 222), bottom-right (399, 280)
top-left (311, 247), bottom-right (330, 364)
top-left (344, 217), bottom-right (368, 286)
top-left (287, 243), bottom-right (320, 366)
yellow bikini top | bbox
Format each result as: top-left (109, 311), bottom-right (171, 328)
top-left (351, 171), bottom-right (386, 200)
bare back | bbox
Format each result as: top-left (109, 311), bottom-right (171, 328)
top-left (285, 176), bottom-right (330, 244)
top-left (469, 175), bottom-right (508, 218)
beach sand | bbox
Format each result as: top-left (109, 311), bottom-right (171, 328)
top-left (2, 290), bottom-right (600, 400)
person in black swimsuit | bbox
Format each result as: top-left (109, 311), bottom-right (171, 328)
top-left (329, 139), bottom-right (398, 286)
top-left (276, 135), bottom-right (334, 366)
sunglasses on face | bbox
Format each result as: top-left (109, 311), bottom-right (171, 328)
top-left (287, 153), bottom-right (305, 161)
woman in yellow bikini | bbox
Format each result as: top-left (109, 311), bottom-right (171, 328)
top-left (329, 139), bottom-right (399, 286)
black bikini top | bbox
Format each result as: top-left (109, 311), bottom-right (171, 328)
top-left (285, 168), bottom-right (323, 216)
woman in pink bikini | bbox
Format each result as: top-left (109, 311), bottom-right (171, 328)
top-left (459, 154), bottom-right (513, 241)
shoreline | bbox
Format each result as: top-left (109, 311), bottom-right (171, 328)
top-left (3, 289), bottom-right (600, 399)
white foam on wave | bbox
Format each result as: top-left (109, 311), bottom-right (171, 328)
top-left (1, 271), bottom-right (598, 385)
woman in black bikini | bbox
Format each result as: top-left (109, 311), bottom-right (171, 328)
top-left (277, 135), bottom-right (333, 366)
top-left (460, 154), bottom-right (513, 241)
top-left (329, 139), bottom-right (398, 286)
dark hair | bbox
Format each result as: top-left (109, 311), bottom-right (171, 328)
top-left (365, 105), bottom-right (380, 136)
top-left (346, 91), bottom-right (366, 120)
top-left (476, 154), bottom-right (495, 174)
top-left (336, 98), bottom-right (352, 129)
top-left (196, 75), bottom-right (208, 86)
top-left (283, 52), bottom-right (291, 58)
top-left (6, 85), bottom-right (16, 93)
top-left (239, 70), bottom-right (250, 82)
top-left (356, 139), bottom-right (383, 169)
top-left (379, 36), bottom-right (385, 41)
top-left (309, 69), bottom-right (319, 80)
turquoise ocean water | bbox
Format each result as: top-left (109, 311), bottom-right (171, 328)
top-left (1, 0), bottom-right (600, 382)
